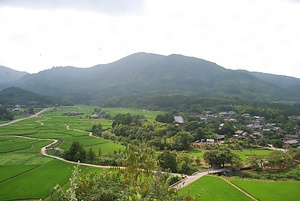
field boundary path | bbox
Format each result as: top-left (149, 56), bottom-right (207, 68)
top-left (171, 168), bottom-right (231, 190)
top-left (220, 177), bottom-right (258, 201)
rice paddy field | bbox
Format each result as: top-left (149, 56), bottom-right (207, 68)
top-left (232, 179), bottom-right (300, 201)
top-left (0, 106), bottom-right (160, 200)
top-left (178, 176), bottom-right (252, 201)
top-left (179, 175), bottom-right (300, 201)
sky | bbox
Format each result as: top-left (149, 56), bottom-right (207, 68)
top-left (0, 0), bottom-right (300, 78)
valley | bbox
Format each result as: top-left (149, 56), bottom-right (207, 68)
top-left (0, 106), bottom-right (299, 200)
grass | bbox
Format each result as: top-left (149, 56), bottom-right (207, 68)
top-left (232, 149), bottom-right (272, 161)
top-left (87, 141), bottom-right (126, 155)
top-left (178, 176), bottom-right (252, 201)
top-left (232, 179), bottom-right (300, 201)
top-left (102, 107), bottom-right (162, 120)
top-left (187, 150), bottom-right (205, 157)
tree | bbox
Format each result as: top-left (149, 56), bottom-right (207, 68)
top-left (158, 150), bottom-right (177, 172)
top-left (267, 151), bottom-right (292, 170)
top-left (28, 107), bottom-right (34, 115)
top-left (87, 148), bottom-right (96, 163)
top-left (0, 107), bottom-right (14, 121)
top-left (193, 127), bottom-right (207, 140)
top-left (91, 123), bottom-right (103, 136)
top-left (248, 155), bottom-right (266, 171)
top-left (63, 141), bottom-right (87, 163)
top-left (155, 112), bottom-right (174, 124)
top-left (176, 153), bottom-right (195, 174)
top-left (203, 147), bottom-right (233, 168)
top-left (288, 148), bottom-right (300, 160)
top-left (169, 131), bottom-right (194, 151)
top-left (231, 153), bottom-right (243, 171)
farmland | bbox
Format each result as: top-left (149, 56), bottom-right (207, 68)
top-left (188, 149), bottom-right (272, 161)
top-left (0, 106), bottom-right (157, 200)
top-left (178, 176), bottom-right (252, 201)
top-left (232, 179), bottom-right (300, 201)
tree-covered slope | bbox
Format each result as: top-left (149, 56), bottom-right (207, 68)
top-left (250, 71), bottom-right (300, 94)
top-left (0, 66), bottom-right (28, 90)
top-left (0, 87), bottom-right (56, 106)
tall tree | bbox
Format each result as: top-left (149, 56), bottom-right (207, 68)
top-left (158, 150), bottom-right (177, 172)
top-left (63, 141), bottom-right (87, 163)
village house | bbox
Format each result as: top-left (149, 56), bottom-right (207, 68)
top-left (283, 139), bottom-right (299, 148)
top-left (251, 132), bottom-right (264, 139)
top-left (217, 135), bottom-right (225, 142)
top-left (273, 126), bottom-right (284, 133)
top-left (284, 134), bottom-right (299, 141)
top-left (242, 113), bottom-right (251, 118)
top-left (174, 115), bottom-right (184, 124)
top-left (89, 114), bottom-right (103, 119)
top-left (246, 123), bottom-right (263, 130)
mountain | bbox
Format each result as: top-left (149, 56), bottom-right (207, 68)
top-left (250, 72), bottom-right (300, 95)
top-left (0, 66), bottom-right (28, 90)
top-left (0, 87), bottom-right (56, 106)
top-left (3, 52), bottom-right (300, 103)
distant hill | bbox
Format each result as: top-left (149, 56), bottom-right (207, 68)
top-left (2, 52), bottom-right (300, 103)
top-left (0, 66), bottom-right (27, 84)
top-left (0, 87), bottom-right (56, 106)
top-left (250, 72), bottom-right (300, 95)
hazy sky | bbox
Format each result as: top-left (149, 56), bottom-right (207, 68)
top-left (0, 0), bottom-right (300, 78)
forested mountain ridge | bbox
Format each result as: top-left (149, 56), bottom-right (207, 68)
top-left (0, 87), bottom-right (56, 106)
top-left (0, 66), bottom-right (28, 91)
top-left (1, 52), bottom-right (300, 103)
top-left (250, 71), bottom-right (300, 95)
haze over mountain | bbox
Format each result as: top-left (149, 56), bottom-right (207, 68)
top-left (1, 53), bottom-right (300, 104)
top-left (0, 66), bottom-right (28, 90)
top-left (0, 87), bottom-right (56, 106)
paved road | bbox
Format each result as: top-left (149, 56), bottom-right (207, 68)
top-left (171, 168), bottom-right (231, 190)
top-left (0, 108), bottom-right (52, 127)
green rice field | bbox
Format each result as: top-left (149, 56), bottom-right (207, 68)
top-left (232, 179), bottom-right (300, 201)
top-left (178, 176), bottom-right (252, 201)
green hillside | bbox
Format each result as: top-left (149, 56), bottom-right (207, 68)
top-left (0, 87), bottom-right (56, 106)
top-left (2, 52), bottom-right (299, 103)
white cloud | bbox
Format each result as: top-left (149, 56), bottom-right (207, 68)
top-left (0, 0), bottom-right (299, 78)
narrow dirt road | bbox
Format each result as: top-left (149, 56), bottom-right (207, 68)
top-left (220, 177), bottom-right (258, 201)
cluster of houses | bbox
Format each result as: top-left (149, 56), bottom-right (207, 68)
top-left (62, 111), bottom-right (84, 116)
top-left (187, 111), bottom-right (300, 148)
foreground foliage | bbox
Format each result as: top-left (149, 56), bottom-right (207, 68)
top-left (53, 145), bottom-right (195, 201)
